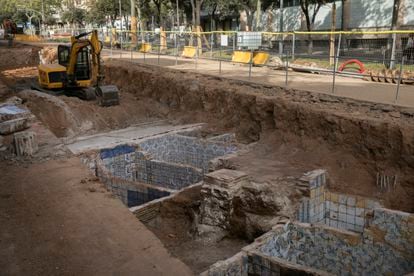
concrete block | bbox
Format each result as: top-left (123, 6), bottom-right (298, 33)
top-left (0, 118), bottom-right (29, 135)
top-left (13, 131), bottom-right (37, 156)
top-left (204, 169), bottom-right (248, 189)
top-left (0, 104), bottom-right (29, 123)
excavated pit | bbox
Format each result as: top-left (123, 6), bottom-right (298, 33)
top-left (1, 44), bottom-right (413, 274)
top-left (87, 132), bottom-right (238, 207)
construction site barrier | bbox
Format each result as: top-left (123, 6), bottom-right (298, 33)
top-left (182, 46), bottom-right (196, 58)
top-left (253, 51), bottom-right (270, 66)
top-left (232, 51), bottom-right (252, 64)
top-left (231, 51), bottom-right (270, 66)
top-left (14, 34), bottom-right (43, 42)
top-left (338, 59), bottom-right (366, 74)
top-left (139, 43), bottom-right (151, 53)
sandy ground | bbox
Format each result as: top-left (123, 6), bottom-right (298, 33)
top-left (102, 49), bottom-right (414, 108)
top-left (0, 157), bottom-right (192, 275)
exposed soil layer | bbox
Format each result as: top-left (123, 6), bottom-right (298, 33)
top-left (0, 43), bottom-right (41, 70)
top-left (17, 89), bottom-right (164, 138)
top-left (104, 60), bottom-right (414, 212)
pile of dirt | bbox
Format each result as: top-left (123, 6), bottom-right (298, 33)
top-left (103, 60), bottom-right (414, 212)
top-left (0, 67), bottom-right (38, 95)
top-left (39, 47), bottom-right (57, 64)
top-left (17, 89), bottom-right (166, 138)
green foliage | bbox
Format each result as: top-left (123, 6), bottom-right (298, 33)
top-left (0, 0), bottom-right (61, 26)
top-left (85, 0), bottom-right (130, 26)
top-left (61, 8), bottom-right (86, 25)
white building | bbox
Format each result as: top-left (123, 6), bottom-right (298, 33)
top-left (254, 0), bottom-right (414, 32)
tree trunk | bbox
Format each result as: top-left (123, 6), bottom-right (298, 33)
top-left (239, 10), bottom-right (248, 31)
top-left (191, 0), bottom-right (203, 54)
top-left (131, 0), bottom-right (137, 46)
top-left (255, 0), bottom-right (261, 31)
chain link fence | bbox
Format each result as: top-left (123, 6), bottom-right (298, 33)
top-left (11, 27), bottom-right (414, 105)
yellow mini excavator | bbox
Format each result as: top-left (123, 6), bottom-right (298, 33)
top-left (36, 30), bottom-right (119, 106)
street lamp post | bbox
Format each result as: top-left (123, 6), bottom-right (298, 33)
top-left (279, 0), bottom-right (284, 56)
top-left (41, 0), bottom-right (45, 35)
top-left (119, 0), bottom-right (123, 51)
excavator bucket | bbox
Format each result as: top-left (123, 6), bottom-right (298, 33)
top-left (96, 85), bottom-right (120, 106)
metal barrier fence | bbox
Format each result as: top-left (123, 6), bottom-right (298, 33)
top-left (13, 27), bottom-right (414, 106)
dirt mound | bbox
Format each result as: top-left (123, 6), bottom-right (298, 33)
top-left (0, 45), bottom-right (40, 70)
top-left (39, 47), bottom-right (57, 64)
top-left (18, 89), bottom-right (165, 138)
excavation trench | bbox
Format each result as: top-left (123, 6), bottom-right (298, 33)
top-left (1, 45), bottom-right (413, 274)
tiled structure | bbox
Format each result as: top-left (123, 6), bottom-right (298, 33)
top-left (202, 208), bottom-right (414, 276)
top-left (297, 169), bottom-right (382, 233)
top-left (95, 134), bottom-right (237, 207)
top-left (253, 209), bottom-right (414, 275)
top-left (96, 155), bottom-right (174, 207)
top-left (138, 134), bottom-right (237, 172)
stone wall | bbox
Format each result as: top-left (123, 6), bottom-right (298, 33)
top-left (255, 209), bottom-right (414, 275)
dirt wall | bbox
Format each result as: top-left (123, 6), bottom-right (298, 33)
top-left (105, 60), bottom-right (414, 212)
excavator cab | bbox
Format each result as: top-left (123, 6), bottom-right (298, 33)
top-left (58, 45), bottom-right (90, 81)
top-left (37, 30), bottom-right (119, 106)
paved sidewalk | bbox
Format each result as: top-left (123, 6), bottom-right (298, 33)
top-left (102, 49), bottom-right (414, 108)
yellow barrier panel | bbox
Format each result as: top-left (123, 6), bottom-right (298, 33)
top-left (139, 43), bottom-right (151, 53)
top-left (182, 46), bottom-right (196, 58)
top-left (253, 51), bottom-right (270, 66)
top-left (14, 34), bottom-right (43, 42)
top-left (231, 50), bottom-right (253, 64)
